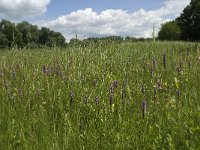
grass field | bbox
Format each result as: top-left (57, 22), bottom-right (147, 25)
top-left (0, 41), bottom-right (200, 149)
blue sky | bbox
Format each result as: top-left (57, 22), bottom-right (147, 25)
top-left (45, 0), bottom-right (164, 20)
top-left (0, 0), bottom-right (190, 41)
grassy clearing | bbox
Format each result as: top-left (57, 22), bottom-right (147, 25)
top-left (0, 41), bottom-right (200, 149)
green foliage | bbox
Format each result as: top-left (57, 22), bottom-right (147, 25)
top-left (158, 21), bottom-right (182, 41)
top-left (0, 19), bottom-right (66, 48)
top-left (158, 0), bottom-right (200, 41)
top-left (0, 42), bottom-right (199, 149)
top-left (176, 0), bottom-right (200, 41)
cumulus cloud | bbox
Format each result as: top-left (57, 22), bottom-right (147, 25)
top-left (39, 0), bottom-right (190, 41)
top-left (0, 0), bottom-right (51, 19)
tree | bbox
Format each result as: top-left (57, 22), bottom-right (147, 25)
top-left (0, 31), bottom-right (9, 48)
top-left (39, 27), bottom-right (50, 45)
top-left (176, 0), bottom-right (200, 41)
top-left (0, 19), bottom-right (23, 47)
top-left (158, 21), bottom-right (182, 41)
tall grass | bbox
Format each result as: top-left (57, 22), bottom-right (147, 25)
top-left (0, 41), bottom-right (199, 149)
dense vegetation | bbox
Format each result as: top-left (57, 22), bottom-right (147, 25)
top-left (158, 0), bottom-right (200, 41)
top-left (0, 42), bottom-right (199, 149)
top-left (0, 20), bottom-right (66, 48)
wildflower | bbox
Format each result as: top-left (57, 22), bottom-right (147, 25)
top-left (163, 51), bottom-right (166, 69)
top-left (109, 87), bottom-right (113, 105)
top-left (95, 96), bottom-right (98, 105)
top-left (142, 100), bottom-right (147, 118)
top-left (113, 80), bottom-right (118, 89)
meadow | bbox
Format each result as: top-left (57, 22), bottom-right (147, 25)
top-left (0, 41), bottom-right (200, 149)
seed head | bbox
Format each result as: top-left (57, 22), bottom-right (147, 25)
top-left (12, 70), bottom-right (16, 79)
top-left (178, 67), bottom-right (181, 76)
top-left (36, 89), bottom-right (40, 97)
top-left (18, 89), bottom-right (23, 97)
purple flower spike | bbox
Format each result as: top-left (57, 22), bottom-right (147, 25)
top-left (163, 51), bottom-right (166, 69)
top-left (142, 100), bottom-right (147, 118)
top-left (95, 96), bottom-right (98, 105)
top-left (113, 80), bottom-right (118, 89)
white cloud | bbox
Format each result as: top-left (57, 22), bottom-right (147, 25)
top-left (0, 0), bottom-right (51, 19)
top-left (37, 0), bottom-right (190, 41)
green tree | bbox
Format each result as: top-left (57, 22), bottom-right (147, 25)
top-left (39, 27), bottom-right (50, 45)
top-left (0, 19), bottom-right (23, 47)
top-left (0, 31), bottom-right (9, 48)
top-left (176, 0), bottom-right (200, 41)
top-left (158, 21), bottom-right (182, 41)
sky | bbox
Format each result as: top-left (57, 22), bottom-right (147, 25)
top-left (0, 0), bottom-right (190, 41)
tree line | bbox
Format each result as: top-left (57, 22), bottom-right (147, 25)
top-left (158, 0), bottom-right (200, 41)
top-left (0, 20), bottom-right (66, 48)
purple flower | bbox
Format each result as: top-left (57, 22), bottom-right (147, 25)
top-left (142, 100), bottom-right (147, 118)
top-left (95, 96), bottom-right (98, 105)
top-left (113, 80), bottom-right (118, 89)
top-left (109, 87), bottom-right (113, 105)
top-left (163, 51), bottom-right (166, 69)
